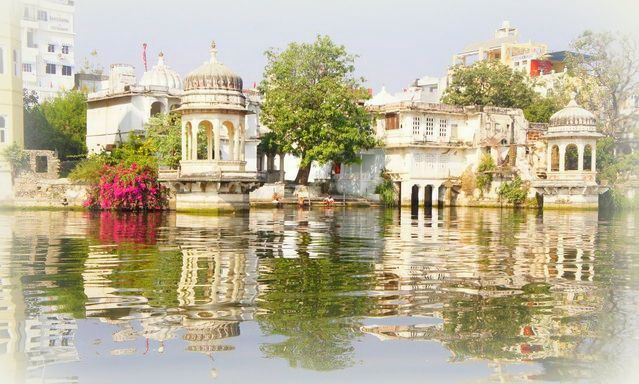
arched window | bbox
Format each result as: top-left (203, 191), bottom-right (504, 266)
top-left (551, 145), bottom-right (560, 172)
top-left (584, 144), bottom-right (593, 170)
top-left (565, 144), bottom-right (579, 171)
top-left (150, 101), bottom-right (164, 117)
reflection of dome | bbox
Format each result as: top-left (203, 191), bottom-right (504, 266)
top-left (140, 52), bottom-right (183, 89)
top-left (549, 98), bottom-right (596, 128)
top-left (183, 41), bottom-right (243, 92)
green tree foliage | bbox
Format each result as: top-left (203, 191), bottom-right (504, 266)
top-left (567, 30), bottom-right (639, 135)
top-left (497, 175), bottom-right (529, 206)
top-left (0, 142), bottom-right (30, 177)
top-left (259, 35), bottom-right (376, 184)
top-left (374, 170), bottom-right (397, 206)
top-left (24, 90), bottom-right (87, 158)
top-left (442, 60), bottom-right (537, 109)
top-left (523, 92), bottom-right (566, 123)
top-left (476, 154), bottom-right (496, 193)
top-left (69, 113), bottom-right (182, 183)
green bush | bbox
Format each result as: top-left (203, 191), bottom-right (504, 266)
top-left (498, 175), bottom-right (529, 206)
top-left (1, 143), bottom-right (30, 176)
top-left (68, 154), bottom-right (109, 183)
top-left (375, 170), bottom-right (397, 207)
top-left (476, 154), bottom-right (496, 193)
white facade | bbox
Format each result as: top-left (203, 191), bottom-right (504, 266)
top-left (335, 92), bottom-right (531, 205)
top-left (86, 56), bottom-right (183, 154)
top-left (20, 0), bottom-right (75, 100)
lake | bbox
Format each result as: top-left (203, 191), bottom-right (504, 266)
top-left (0, 207), bottom-right (638, 383)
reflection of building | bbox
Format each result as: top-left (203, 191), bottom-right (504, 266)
top-left (366, 207), bottom-right (601, 363)
top-left (86, 53), bottom-right (183, 153)
top-left (20, 0), bottom-right (76, 100)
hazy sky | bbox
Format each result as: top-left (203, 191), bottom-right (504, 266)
top-left (73, 0), bottom-right (639, 92)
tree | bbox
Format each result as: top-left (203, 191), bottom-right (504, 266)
top-left (40, 90), bottom-right (87, 157)
top-left (259, 35), bottom-right (376, 184)
top-left (442, 60), bottom-right (537, 109)
top-left (24, 90), bottom-right (88, 158)
top-left (567, 31), bottom-right (639, 135)
top-left (143, 112), bottom-right (182, 169)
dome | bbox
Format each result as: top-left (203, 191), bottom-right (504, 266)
top-left (549, 98), bottom-right (596, 127)
top-left (140, 52), bottom-right (183, 89)
top-left (183, 41), bottom-right (243, 92)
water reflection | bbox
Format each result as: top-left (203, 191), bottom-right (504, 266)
top-left (0, 207), bottom-right (637, 383)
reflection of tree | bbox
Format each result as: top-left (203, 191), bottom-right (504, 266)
top-left (256, 257), bottom-right (374, 371)
top-left (442, 283), bottom-right (550, 360)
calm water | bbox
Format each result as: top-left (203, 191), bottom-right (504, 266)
top-left (0, 207), bottom-right (638, 383)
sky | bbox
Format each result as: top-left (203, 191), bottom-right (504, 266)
top-left (73, 0), bottom-right (639, 92)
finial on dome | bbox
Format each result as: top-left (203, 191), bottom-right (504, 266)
top-left (210, 40), bottom-right (218, 63)
top-left (158, 51), bottom-right (165, 66)
top-left (568, 92), bottom-right (578, 107)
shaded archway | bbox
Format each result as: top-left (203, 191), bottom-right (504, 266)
top-left (411, 185), bottom-right (419, 208)
top-left (150, 101), bottom-right (164, 117)
top-left (565, 144), bottom-right (579, 171)
top-left (199, 120), bottom-right (214, 160)
top-left (551, 145), bottom-right (560, 172)
top-left (584, 144), bottom-right (593, 171)
top-left (437, 185), bottom-right (446, 208)
top-left (222, 121), bottom-right (236, 160)
top-left (424, 185), bottom-right (433, 208)
top-left (0, 116), bottom-right (5, 143)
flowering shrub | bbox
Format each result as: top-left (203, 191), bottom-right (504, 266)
top-left (84, 163), bottom-right (169, 211)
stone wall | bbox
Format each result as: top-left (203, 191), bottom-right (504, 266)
top-left (24, 150), bottom-right (60, 179)
top-left (13, 175), bottom-right (87, 208)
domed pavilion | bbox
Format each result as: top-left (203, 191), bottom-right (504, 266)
top-left (160, 41), bottom-right (263, 211)
top-left (533, 97), bottom-right (607, 208)
top-left (177, 41), bottom-right (249, 175)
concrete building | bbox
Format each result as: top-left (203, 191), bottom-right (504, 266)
top-left (335, 89), bottom-right (530, 206)
top-left (85, 53), bottom-right (183, 153)
top-left (20, 0), bottom-right (75, 100)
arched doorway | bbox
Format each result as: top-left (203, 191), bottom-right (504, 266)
top-left (584, 144), bottom-right (593, 170)
top-left (551, 145), bottom-right (560, 171)
top-left (199, 120), bottom-right (214, 160)
top-left (222, 121), bottom-right (236, 160)
top-left (437, 185), bottom-right (446, 208)
top-left (424, 185), bottom-right (433, 208)
top-left (411, 185), bottom-right (419, 209)
top-left (565, 144), bottom-right (579, 171)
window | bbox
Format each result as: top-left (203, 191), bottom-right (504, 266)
top-left (385, 113), bottom-right (399, 130)
top-left (439, 119), bottom-right (448, 138)
top-left (62, 45), bottom-right (69, 54)
top-left (412, 116), bottom-right (421, 136)
top-left (27, 30), bottom-right (36, 48)
top-left (451, 123), bottom-right (458, 140)
top-left (12, 49), bottom-right (18, 76)
top-left (62, 65), bottom-right (72, 76)
top-left (37, 10), bottom-right (47, 21)
top-left (425, 117), bottom-right (434, 137)
top-left (0, 116), bottom-right (5, 143)
top-left (0, 47), bottom-right (4, 74)
top-left (46, 63), bottom-right (56, 74)
top-left (22, 63), bottom-right (32, 73)
top-left (47, 44), bottom-right (55, 53)
top-left (36, 156), bottom-right (48, 173)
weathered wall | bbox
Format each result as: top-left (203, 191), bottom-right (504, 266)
top-left (13, 175), bottom-right (87, 208)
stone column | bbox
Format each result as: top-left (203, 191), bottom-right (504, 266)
top-left (559, 144), bottom-right (566, 173)
top-left (207, 125), bottom-right (213, 161)
top-left (279, 153), bottom-right (285, 182)
top-left (213, 119), bottom-right (221, 160)
top-left (181, 120), bottom-right (187, 161)
top-left (547, 145), bottom-right (552, 173)
top-left (578, 143), bottom-right (584, 171)
top-left (233, 124), bottom-right (240, 161)
top-left (239, 124), bottom-right (246, 161)
top-left (191, 121), bottom-right (198, 161)
top-left (591, 144), bottom-right (597, 172)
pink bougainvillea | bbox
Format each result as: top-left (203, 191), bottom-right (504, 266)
top-left (84, 163), bottom-right (169, 211)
